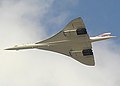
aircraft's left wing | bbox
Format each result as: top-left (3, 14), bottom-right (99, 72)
top-left (36, 17), bottom-right (86, 43)
top-left (36, 17), bottom-right (95, 66)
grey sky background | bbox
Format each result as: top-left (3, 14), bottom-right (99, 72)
top-left (0, 0), bottom-right (120, 86)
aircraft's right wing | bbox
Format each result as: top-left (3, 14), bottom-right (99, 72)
top-left (68, 41), bottom-right (95, 66)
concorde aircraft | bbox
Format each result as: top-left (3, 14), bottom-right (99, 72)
top-left (5, 17), bottom-right (116, 66)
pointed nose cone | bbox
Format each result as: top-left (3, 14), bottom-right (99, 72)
top-left (4, 48), bottom-right (15, 50)
top-left (4, 48), bottom-right (10, 50)
top-left (4, 47), bottom-right (18, 50)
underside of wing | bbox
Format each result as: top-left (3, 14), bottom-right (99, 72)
top-left (36, 17), bottom-right (87, 44)
top-left (69, 42), bottom-right (95, 66)
top-left (36, 17), bottom-right (95, 66)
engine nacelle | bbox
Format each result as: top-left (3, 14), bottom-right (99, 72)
top-left (76, 28), bottom-right (87, 35)
top-left (82, 49), bottom-right (93, 56)
top-left (63, 28), bottom-right (87, 37)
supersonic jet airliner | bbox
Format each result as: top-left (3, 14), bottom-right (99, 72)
top-left (5, 17), bottom-right (116, 66)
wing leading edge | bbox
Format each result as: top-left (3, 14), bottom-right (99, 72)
top-left (36, 17), bottom-right (95, 66)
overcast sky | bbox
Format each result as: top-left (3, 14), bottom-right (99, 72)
top-left (0, 0), bottom-right (120, 86)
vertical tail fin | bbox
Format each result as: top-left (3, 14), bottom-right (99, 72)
top-left (97, 33), bottom-right (111, 37)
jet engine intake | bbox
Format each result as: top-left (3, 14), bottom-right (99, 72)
top-left (63, 28), bottom-right (87, 37)
top-left (82, 49), bottom-right (93, 56)
top-left (76, 28), bottom-right (87, 35)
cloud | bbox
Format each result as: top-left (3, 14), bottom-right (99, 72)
top-left (0, 0), bottom-right (55, 86)
top-left (0, 0), bottom-right (54, 45)
top-left (0, 0), bottom-right (120, 86)
top-left (92, 40), bottom-right (120, 86)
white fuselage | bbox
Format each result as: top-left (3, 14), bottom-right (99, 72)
top-left (5, 35), bottom-right (115, 50)
top-left (90, 36), bottom-right (116, 42)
